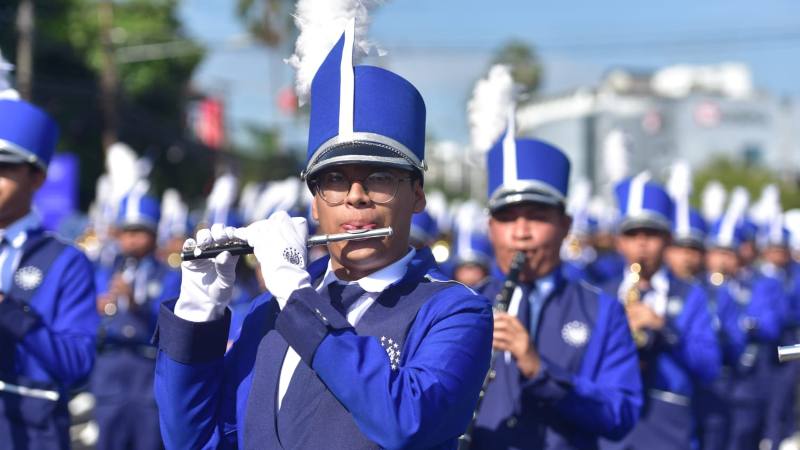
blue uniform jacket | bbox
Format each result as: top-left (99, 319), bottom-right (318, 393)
top-left (604, 271), bottom-right (721, 397)
top-left (473, 267), bottom-right (642, 449)
top-left (700, 276), bottom-right (747, 366)
top-left (0, 229), bottom-right (98, 449)
top-left (0, 229), bottom-right (98, 389)
top-left (154, 247), bottom-right (493, 449)
top-left (724, 271), bottom-right (783, 403)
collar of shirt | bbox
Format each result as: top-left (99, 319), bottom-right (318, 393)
top-left (506, 268), bottom-right (558, 322)
top-left (317, 247), bottom-right (417, 294)
top-left (0, 211), bottom-right (40, 248)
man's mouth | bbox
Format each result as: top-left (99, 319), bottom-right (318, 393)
top-left (341, 222), bottom-right (378, 232)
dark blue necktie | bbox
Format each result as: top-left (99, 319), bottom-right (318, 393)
top-left (327, 282), bottom-right (366, 316)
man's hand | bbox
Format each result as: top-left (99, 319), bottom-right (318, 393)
top-left (235, 211), bottom-right (312, 309)
top-left (493, 312), bottom-right (541, 378)
top-left (625, 302), bottom-right (665, 331)
top-left (174, 224), bottom-right (240, 322)
top-left (108, 274), bottom-right (133, 300)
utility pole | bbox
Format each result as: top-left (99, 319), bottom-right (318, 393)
top-left (15, 0), bottom-right (34, 100)
top-left (98, 0), bottom-right (119, 150)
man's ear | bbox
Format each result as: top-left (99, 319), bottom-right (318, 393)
top-left (560, 213), bottom-right (573, 240)
top-left (412, 181), bottom-right (426, 213)
top-left (311, 196), bottom-right (320, 221)
top-left (30, 167), bottom-right (46, 191)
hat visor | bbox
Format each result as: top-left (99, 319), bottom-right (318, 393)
top-left (304, 142), bottom-right (420, 181)
top-left (489, 191), bottom-right (563, 214)
top-left (619, 216), bottom-right (671, 234)
top-left (0, 150), bottom-right (35, 166)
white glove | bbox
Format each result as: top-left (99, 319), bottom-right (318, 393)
top-left (236, 211), bottom-right (311, 309)
top-left (175, 224), bottom-right (240, 322)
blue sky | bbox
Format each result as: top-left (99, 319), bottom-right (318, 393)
top-left (179, 1), bottom-right (800, 148)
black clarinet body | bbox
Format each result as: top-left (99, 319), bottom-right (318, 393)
top-left (458, 251), bottom-right (527, 450)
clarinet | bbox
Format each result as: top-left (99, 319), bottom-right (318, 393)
top-left (458, 251), bottom-right (527, 450)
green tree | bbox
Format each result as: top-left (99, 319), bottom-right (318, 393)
top-left (235, 0), bottom-right (294, 47)
top-left (692, 156), bottom-right (800, 210)
top-left (1, 0), bottom-right (205, 206)
top-left (491, 40), bottom-right (542, 98)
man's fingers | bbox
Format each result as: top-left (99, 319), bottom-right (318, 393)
top-left (210, 223), bottom-right (228, 243)
top-left (196, 228), bottom-right (213, 249)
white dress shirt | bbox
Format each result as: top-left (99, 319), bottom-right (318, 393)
top-left (277, 248), bottom-right (416, 409)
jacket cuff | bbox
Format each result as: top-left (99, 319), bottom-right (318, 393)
top-left (521, 357), bottom-right (574, 403)
top-left (155, 299), bottom-right (230, 364)
top-left (0, 297), bottom-right (42, 340)
top-left (275, 287), bottom-right (353, 365)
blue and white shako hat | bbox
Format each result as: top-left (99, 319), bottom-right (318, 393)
top-left (758, 213), bottom-right (791, 249)
top-left (409, 210), bottom-right (438, 247)
top-left (672, 208), bottom-right (708, 249)
top-left (453, 229), bottom-right (493, 269)
top-left (301, 20), bottom-right (426, 183)
top-left (117, 188), bottom-right (160, 233)
top-left (614, 172), bottom-right (674, 233)
top-left (486, 115), bottom-right (570, 212)
top-left (706, 187), bottom-right (749, 250)
top-left (0, 99), bottom-right (58, 171)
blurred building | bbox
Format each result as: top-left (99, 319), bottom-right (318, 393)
top-left (517, 63), bottom-right (799, 189)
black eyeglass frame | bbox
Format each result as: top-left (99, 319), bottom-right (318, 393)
top-left (309, 170), bottom-right (416, 206)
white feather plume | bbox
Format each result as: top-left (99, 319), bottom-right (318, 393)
top-left (286, 0), bottom-right (385, 105)
top-left (750, 184), bottom-right (780, 226)
top-left (105, 142), bottom-right (141, 205)
top-left (666, 160), bottom-right (692, 200)
top-left (726, 186), bottom-right (750, 225)
top-left (0, 49), bottom-right (18, 100)
top-left (206, 173), bottom-right (239, 215)
top-left (467, 64), bottom-right (515, 153)
top-left (567, 178), bottom-right (592, 216)
top-left (602, 129), bottom-right (630, 185)
top-left (159, 189), bottom-right (189, 239)
top-left (700, 181), bottom-right (727, 222)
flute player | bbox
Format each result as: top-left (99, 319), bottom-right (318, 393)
top-left (152, 7), bottom-right (493, 449)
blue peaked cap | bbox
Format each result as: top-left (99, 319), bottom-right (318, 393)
top-left (453, 230), bottom-right (493, 269)
top-left (615, 174), bottom-right (674, 233)
top-left (409, 210), bottom-right (438, 245)
top-left (0, 99), bottom-right (59, 171)
top-left (118, 192), bottom-right (161, 232)
top-left (706, 217), bottom-right (746, 250)
top-left (486, 136), bottom-right (570, 212)
top-left (303, 27), bottom-right (426, 182)
top-left (672, 207), bottom-right (708, 248)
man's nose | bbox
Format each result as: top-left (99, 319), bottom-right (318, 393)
top-left (345, 179), bottom-right (371, 206)
top-left (511, 217), bottom-right (532, 240)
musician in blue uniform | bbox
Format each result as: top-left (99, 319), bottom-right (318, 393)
top-left (451, 228), bottom-right (493, 289)
top-left (0, 99), bottom-right (98, 449)
top-left (471, 133), bottom-right (643, 449)
top-left (759, 221), bottom-right (800, 449)
top-left (92, 191), bottom-right (180, 450)
top-left (602, 173), bottom-right (721, 450)
top-left (703, 214), bottom-right (781, 450)
top-left (153, 21), bottom-right (493, 449)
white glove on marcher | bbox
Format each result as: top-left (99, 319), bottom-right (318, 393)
top-left (236, 210), bottom-right (311, 309)
top-left (175, 224), bottom-right (240, 322)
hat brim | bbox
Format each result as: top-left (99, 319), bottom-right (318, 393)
top-left (0, 146), bottom-right (45, 170)
top-left (303, 141), bottom-right (422, 181)
top-left (489, 192), bottom-right (563, 214)
top-left (619, 215), bottom-right (671, 234)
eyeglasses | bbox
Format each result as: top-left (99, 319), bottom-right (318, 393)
top-left (312, 170), bottom-right (413, 206)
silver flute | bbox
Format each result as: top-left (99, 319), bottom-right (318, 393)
top-left (181, 227), bottom-right (393, 261)
top-left (778, 344), bottom-right (800, 362)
